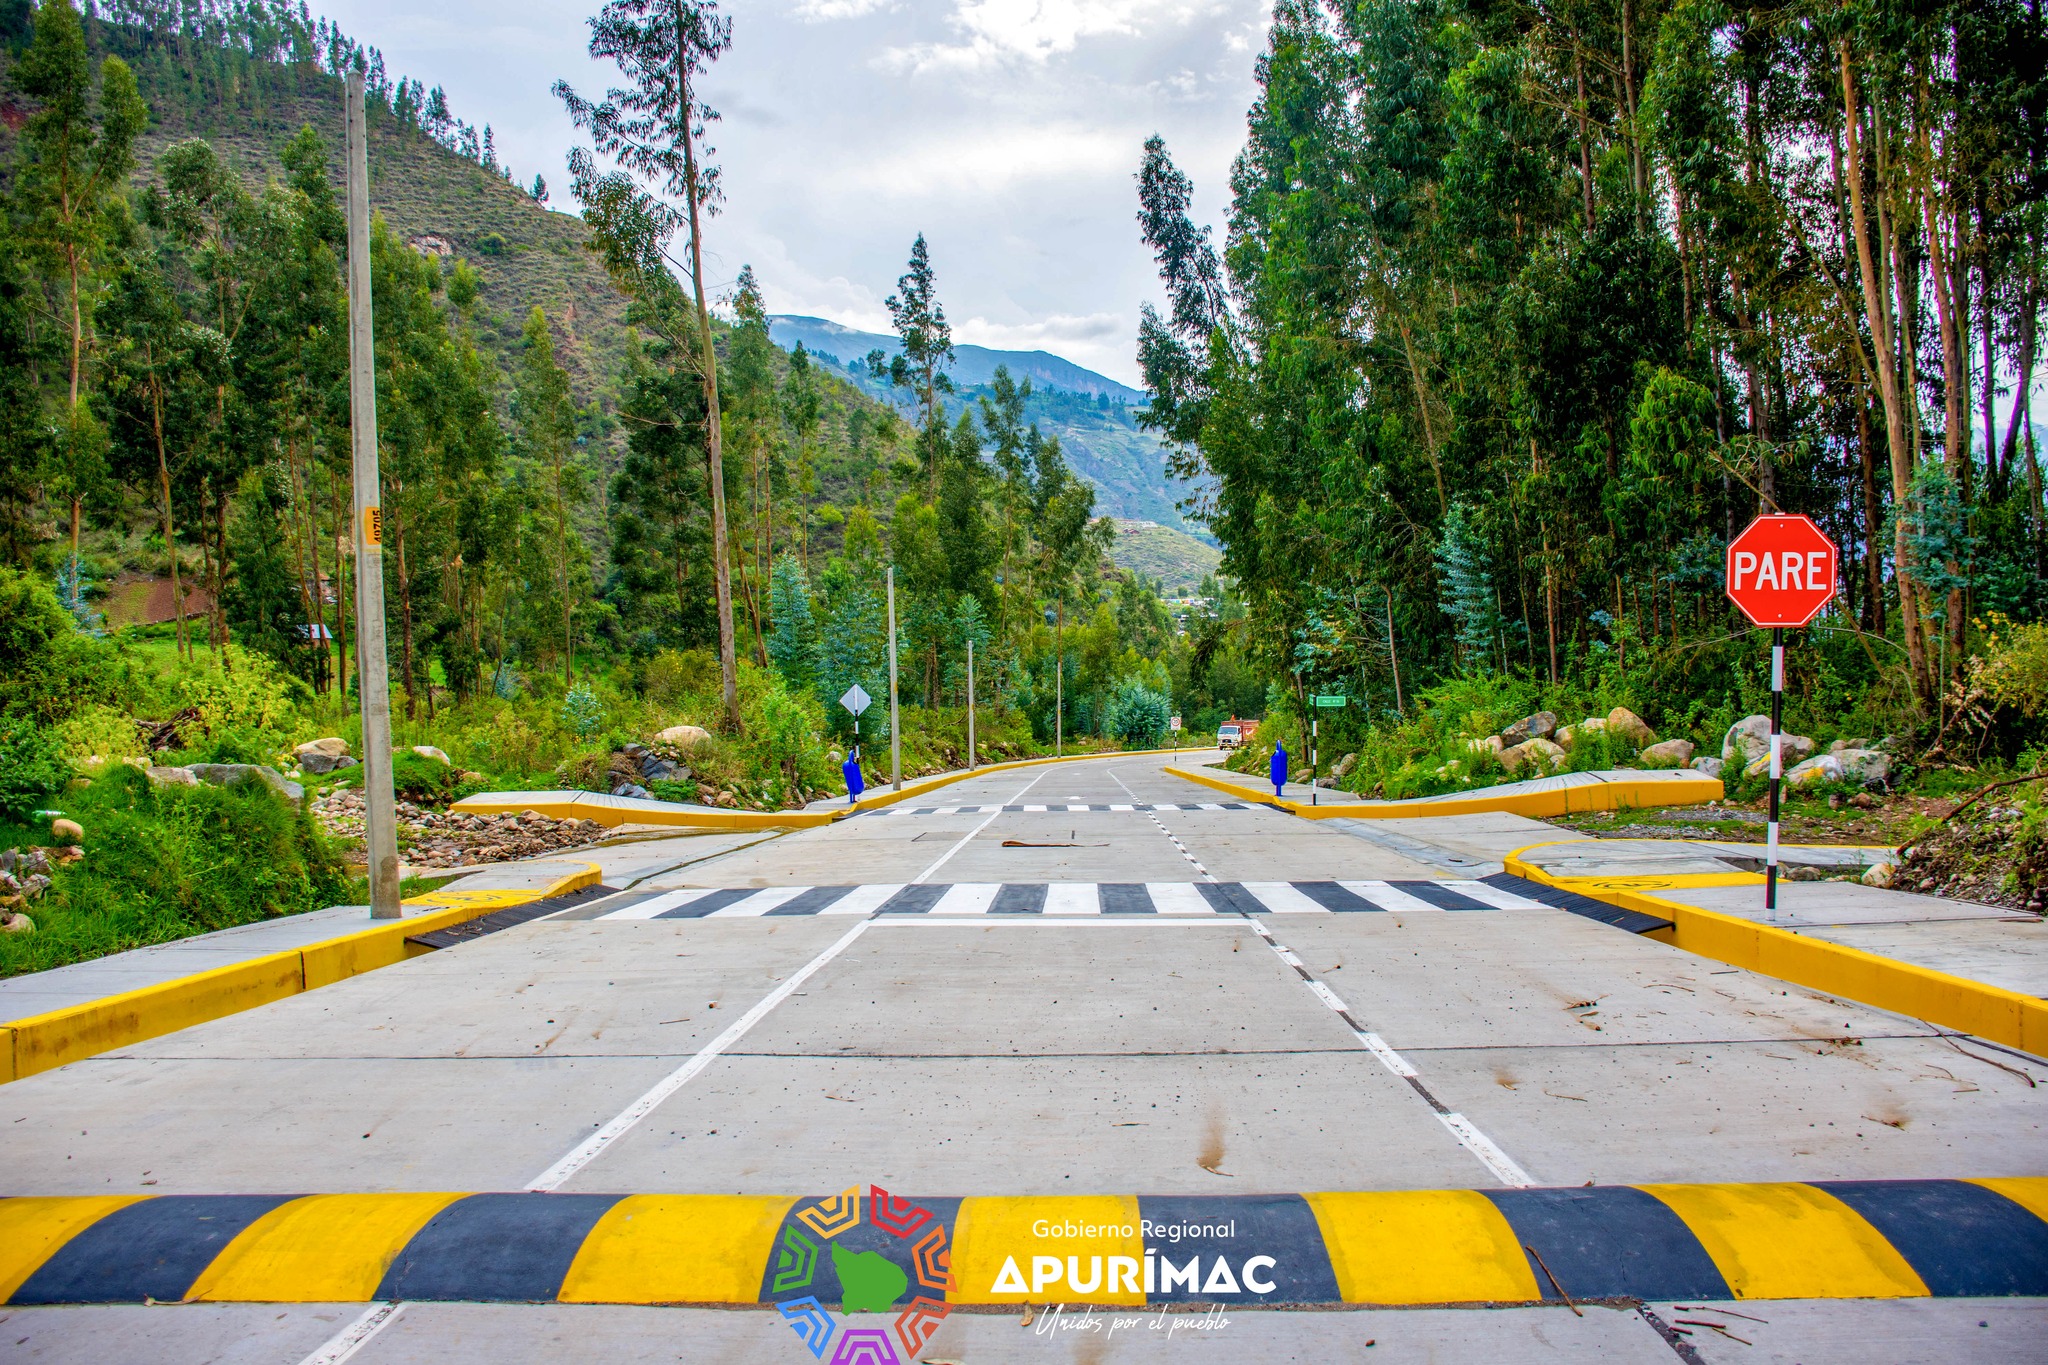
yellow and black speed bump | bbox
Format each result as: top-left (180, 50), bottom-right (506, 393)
top-left (2, 1180), bottom-right (2045, 1307)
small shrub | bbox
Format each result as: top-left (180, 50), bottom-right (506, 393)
top-left (0, 718), bottom-right (69, 819)
top-left (561, 683), bottom-right (606, 740)
top-left (475, 232), bottom-right (507, 256)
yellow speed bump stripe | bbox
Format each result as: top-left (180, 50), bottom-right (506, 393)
top-left (1506, 846), bottom-right (2048, 1055)
top-left (950, 1196), bottom-right (1145, 1305)
top-left (1167, 764), bottom-right (1723, 820)
top-left (1642, 1182), bottom-right (1927, 1299)
top-left (185, 1193), bottom-right (466, 1301)
top-left (3, 1181), bottom-right (2045, 1305)
top-left (1305, 1190), bottom-right (1539, 1303)
top-left (559, 1194), bottom-right (796, 1304)
top-left (0, 1196), bottom-right (149, 1301)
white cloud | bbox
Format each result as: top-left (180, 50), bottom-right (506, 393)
top-left (789, 0), bottom-right (894, 20)
top-left (955, 312), bottom-right (1126, 348)
top-left (885, 0), bottom-right (1236, 73)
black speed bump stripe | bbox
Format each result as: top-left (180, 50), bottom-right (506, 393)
top-left (377, 1192), bottom-right (625, 1301)
top-left (1817, 1180), bottom-right (2048, 1297)
top-left (1484, 1186), bottom-right (1732, 1302)
top-left (5, 1181), bottom-right (2047, 1305)
top-left (12, 1194), bottom-right (296, 1305)
top-left (1482, 871), bottom-right (1674, 934)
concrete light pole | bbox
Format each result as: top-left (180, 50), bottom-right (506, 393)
top-left (887, 564), bottom-right (901, 790)
top-left (344, 72), bottom-right (401, 920)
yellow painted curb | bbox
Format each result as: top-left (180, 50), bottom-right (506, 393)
top-left (5, 862), bottom-right (601, 1083)
top-left (1168, 764), bottom-right (1724, 820)
top-left (453, 747), bottom-right (1194, 830)
top-left (1505, 845), bottom-right (2048, 1057)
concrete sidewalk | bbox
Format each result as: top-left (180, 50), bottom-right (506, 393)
top-left (1510, 835), bottom-right (2048, 1017)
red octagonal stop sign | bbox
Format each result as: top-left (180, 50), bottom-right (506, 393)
top-left (1725, 514), bottom-right (1838, 627)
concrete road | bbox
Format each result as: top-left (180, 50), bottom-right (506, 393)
top-left (3, 750), bottom-right (2044, 1362)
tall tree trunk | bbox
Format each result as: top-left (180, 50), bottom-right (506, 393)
top-left (1574, 45), bottom-right (1595, 231)
top-left (677, 9), bottom-right (740, 732)
top-left (1841, 42), bottom-right (1930, 703)
top-left (1858, 395), bottom-right (1885, 633)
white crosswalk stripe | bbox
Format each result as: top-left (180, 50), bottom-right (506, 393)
top-left (1044, 883), bottom-right (1101, 915)
top-left (1239, 882), bottom-right (1332, 914)
top-left (1340, 880), bottom-right (1445, 913)
top-left (594, 880), bottom-right (1558, 919)
top-left (706, 887), bottom-right (809, 917)
top-left (930, 883), bottom-right (1002, 914)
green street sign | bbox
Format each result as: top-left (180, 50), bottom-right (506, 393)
top-left (1314, 694), bottom-right (1347, 708)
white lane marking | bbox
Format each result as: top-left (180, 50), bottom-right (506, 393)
top-left (912, 771), bottom-right (1050, 884)
top-left (706, 887), bottom-right (808, 917)
top-left (933, 806), bottom-right (961, 815)
top-left (1439, 1113), bottom-right (1535, 1187)
top-left (1146, 883), bottom-right (1214, 915)
top-left (295, 1303), bottom-right (406, 1365)
top-left (1241, 881), bottom-right (1330, 914)
top-left (1064, 804), bottom-right (1090, 812)
top-left (526, 918), bottom-right (873, 1192)
top-left (1044, 883), bottom-right (1101, 915)
top-left (1108, 803), bottom-right (1135, 811)
top-left (820, 884), bottom-right (904, 915)
top-left (1340, 880), bottom-right (1444, 913)
top-left (1357, 1031), bottom-right (1418, 1077)
top-left (1306, 980), bottom-right (1350, 1012)
top-left (930, 883), bottom-right (1002, 915)
top-left (1444, 879), bottom-right (1550, 910)
top-left (1022, 804), bottom-right (1048, 812)
top-left (600, 888), bottom-right (717, 920)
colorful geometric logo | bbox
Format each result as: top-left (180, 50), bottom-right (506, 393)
top-left (772, 1185), bottom-right (954, 1364)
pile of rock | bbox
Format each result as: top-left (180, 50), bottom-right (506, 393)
top-left (1471, 707), bottom-right (1675, 775)
top-left (1891, 805), bottom-right (2044, 911)
top-left (2, 828), bottom-right (84, 934)
top-left (1710, 716), bottom-right (1892, 790)
top-left (309, 786), bottom-right (606, 868)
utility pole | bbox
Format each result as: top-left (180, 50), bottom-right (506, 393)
top-left (1055, 597), bottom-right (1064, 758)
top-left (966, 638), bottom-right (975, 770)
top-left (887, 564), bottom-right (901, 790)
top-left (344, 72), bottom-right (400, 920)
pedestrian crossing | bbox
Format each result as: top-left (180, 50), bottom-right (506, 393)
top-left (590, 879), bottom-right (1549, 919)
top-left (876, 802), bottom-right (1257, 816)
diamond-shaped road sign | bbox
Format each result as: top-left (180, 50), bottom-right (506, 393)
top-left (839, 684), bottom-right (872, 717)
top-left (1725, 514), bottom-right (1838, 628)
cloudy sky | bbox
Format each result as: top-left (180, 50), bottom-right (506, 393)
top-left (314, 0), bottom-right (1274, 386)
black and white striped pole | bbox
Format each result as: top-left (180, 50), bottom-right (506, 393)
top-left (1725, 514), bottom-right (1837, 921)
top-left (1766, 627), bottom-right (1784, 914)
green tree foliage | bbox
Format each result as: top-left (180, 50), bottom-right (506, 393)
top-left (767, 554), bottom-right (820, 692)
top-left (1134, 0), bottom-right (2048, 718)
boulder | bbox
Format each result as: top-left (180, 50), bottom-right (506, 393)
top-left (1741, 734), bottom-right (1818, 780)
top-left (1499, 737), bottom-right (1566, 775)
top-left (188, 763), bottom-right (305, 802)
top-left (654, 724), bottom-right (713, 749)
top-left (1498, 711), bottom-right (1559, 746)
top-left (1834, 748), bottom-right (1892, 787)
top-left (1722, 715), bottom-right (1773, 764)
top-left (1690, 756), bottom-right (1725, 778)
top-left (18, 849), bottom-right (49, 876)
top-left (1332, 752), bottom-right (1359, 779)
top-left (641, 756), bottom-right (681, 783)
top-left (1556, 720), bottom-right (1605, 753)
top-left (1606, 707), bottom-right (1657, 747)
top-left (50, 817), bottom-right (82, 844)
top-left (295, 737), bottom-right (350, 758)
top-left (2, 912), bottom-right (32, 934)
top-left (411, 745), bottom-right (452, 765)
top-left (612, 782), bottom-right (652, 800)
top-left (1464, 735), bottom-right (1505, 756)
top-left (1829, 737), bottom-right (1874, 755)
top-left (1861, 862), bottom-right (1897, 889)
top-left (1783, 754), bottom-right (1843, 789)
top-left (1637, 739), bottom-right (1695, 768)
top-left (298, 751), bottom-right (348, 775)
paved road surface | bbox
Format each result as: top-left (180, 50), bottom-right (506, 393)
top-left (3, 751), bottom-right (2043, 1362)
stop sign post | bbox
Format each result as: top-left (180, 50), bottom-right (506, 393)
top-left (1725, 515), bottom-right (1840, 913)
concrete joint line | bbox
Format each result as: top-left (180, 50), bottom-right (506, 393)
top-left (525, 918), bottom-right (874, 1192)
top-left (1248, 916), bottom-right (1535, 1188)
top-left (912, 771), bottom-right (1049, 884)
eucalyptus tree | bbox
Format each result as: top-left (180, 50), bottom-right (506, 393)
top-left (556, 0), bottom-right (741, 729)
top-left (14, 0), bottom-right (148, 575)
top-left (885, 233), bottom-right (954, 496)
top-left (513, 307), bottom-right (586, 683)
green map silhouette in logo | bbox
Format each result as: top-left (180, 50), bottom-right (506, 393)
top-left (831, 1242), bottom-right (909, 1312)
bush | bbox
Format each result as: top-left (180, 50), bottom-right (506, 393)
top-left (0, 765), bottom-right (345, 978)
top-left (1104, 679), bottom-right (1170, 748)
top-left (0, 718), bottom-right (69, 819)
top-left (0, 564), bottom-right (115, 723)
